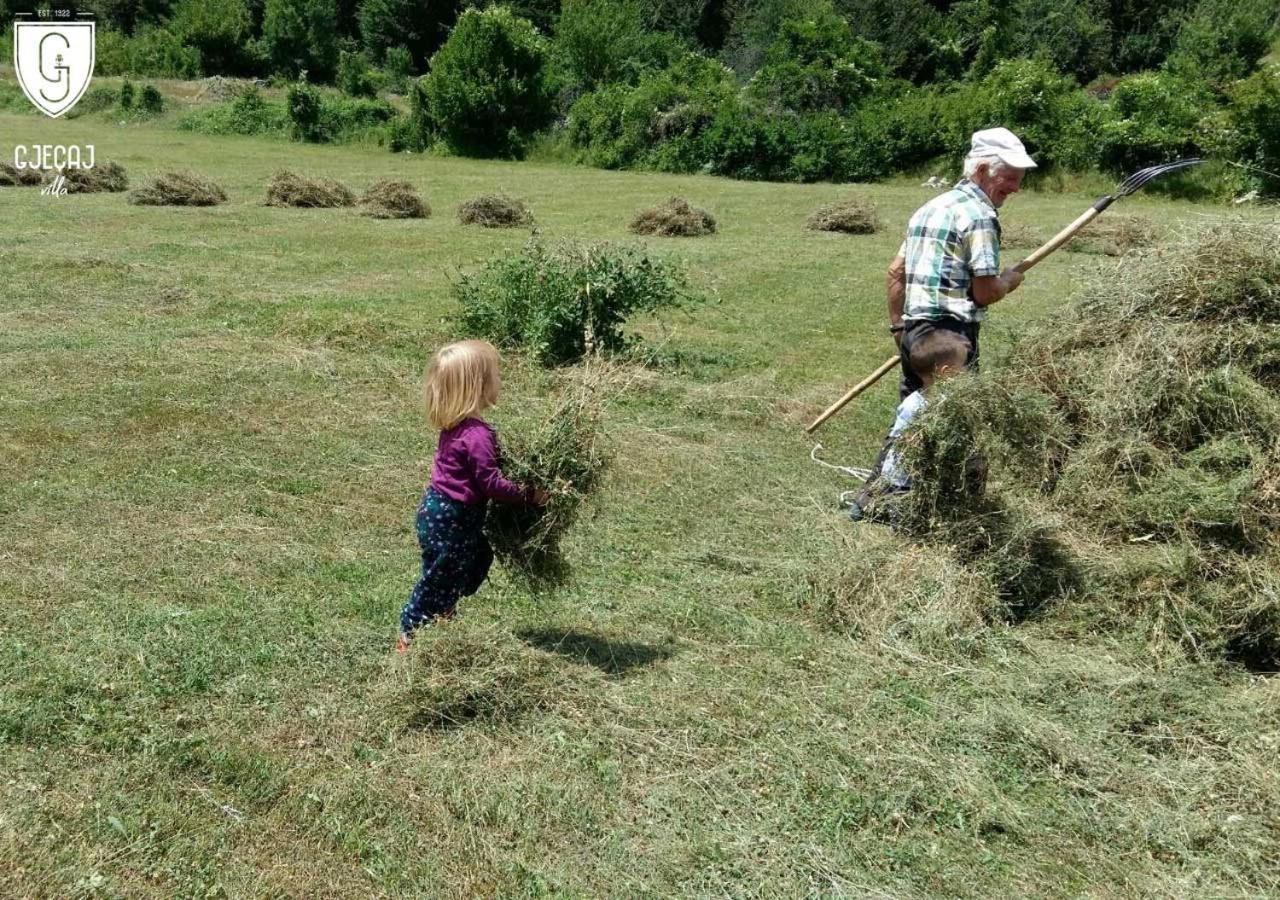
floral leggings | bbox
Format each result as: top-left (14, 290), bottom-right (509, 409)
top-left (400, 488), bottom-right (494, 636)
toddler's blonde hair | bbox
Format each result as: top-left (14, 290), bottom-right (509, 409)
top-left (424, 340), bottom-right (501, 430)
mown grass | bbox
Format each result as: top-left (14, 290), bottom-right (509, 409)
top-left (2, 100), bottom-right (1278, 897)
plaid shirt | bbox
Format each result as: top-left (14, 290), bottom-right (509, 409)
top-left (900, 179), bottom-right (1001, 324)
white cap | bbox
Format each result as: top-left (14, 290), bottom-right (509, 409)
top-left (967, 127), bottom-right (1037, 169)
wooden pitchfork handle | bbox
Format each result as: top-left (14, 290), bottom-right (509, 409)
top-left (803, 203), bottom-right (1107, 434)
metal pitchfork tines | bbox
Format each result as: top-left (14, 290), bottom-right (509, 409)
top-left (1104, 157), bottom-right (1205, 209)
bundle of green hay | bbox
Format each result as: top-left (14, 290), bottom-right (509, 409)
top-left (0, 163), bottom-right (43, 187)
top-left (49, 161), bottom-right (129, 193)
top-left (457, 194), bottom-right (533, 227)
top-left (265, 169), bottom-right (355, 208)
top-left (876, 223), bottom-right (1280, 667)
top-left (389, 622), bottom-right (591, 729)
top-left (485, 370), bottom-right (610, 584)
top-left (806, 198), bottom-right (879, 234)
top-left (359, 179), bottom-right (428, 219)
top-left (128, 171), bottom-right (227, 206)
top-left (629, 197), bottom-right (716, 237)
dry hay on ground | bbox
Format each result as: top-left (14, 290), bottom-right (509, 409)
top-left (0, 162), bottom-right (43, 187)
top-left (806, 198), bottom-right (879, 234)
top-left (265, 169), bottom-right (355, 208)
top-left (485, 367), bottom-right (610, 586)
top-left (457, 194), bottom-right (533, 227)
top-left (1000, 221), bottom-right (1047, 250)
top-left (629, 197), bottom-right (716, 237)
top-left (867, 223), bottom-right (1280, 668)
top-left (128, 171), bottom-right (227, 206)
top-left (1069, 214), bottom-right (1159, 255)
top-left (47, 161), bottom-right (129, 193)
top-left (388, 621), bottom-right (594, 729)
top-left (359, 180), bottom-right (429, 219)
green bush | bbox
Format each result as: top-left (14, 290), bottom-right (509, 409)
top-left (337, 49), bottom-right (378, 97)
top-left (287, 81), bottom-right (324, 141)
top-left (262, 0), bottom-right (339, 80)
top-left (1098, 71), bottom-right (1208, 174)
top-left (170, 0), bottom-right (253, 76)
top-left (388, 77), bottom-right (433, 151)
top-left (423, 6), bottom-right (556, 158)
top-left (747, 3), bottom-right (884, 114)
top-left (139, 85), bottom-right (165, 114)
top-left (94, 27), bottom-right (202, 78)
top-left (119, 80), bottom-right (135, 111)
top-left (382, 45), bottom-right (414, 92)
top-left (554, 0), bottom-right (684, 93)
top-left (959, 58), bottom-right (1101, 172)
top-left (567, 53), bottom-right (737, 171)
top-left (455, 241), bottom-right (698, 366)
top-left (1219, 65), bottom-right (1280, 196)
top-left (1164, 0), bottom-right (1278, 85)
top-left (179, 87), bottom-right (290, 136)
top-left (359, 0), bottom-right (462, 70)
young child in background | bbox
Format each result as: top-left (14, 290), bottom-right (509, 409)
top-left (397, 340), bottom-right (547, 652)
top-left (850, 329), bottom-right (972, 521)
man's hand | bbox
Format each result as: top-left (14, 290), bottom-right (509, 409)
top-left (971, 267), bottom-right (1026, 306)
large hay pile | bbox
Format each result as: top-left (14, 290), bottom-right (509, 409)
top-left (265, 169), bottom-right (355, 208)
top-left (359, 180), bottom-right (429, 219)
top-left (0, 163), bottom-right (43, 187)
top-left (49, 161), bottom-right (129, 193)
top-left (457, 194), bottom-right (534, 228)
top-left (486, 369), bottom-right (610, 585)
top-left (860, 223), bottom-right (1280, 668)
top-left (629, 197), bottom-right (716, 237)
top-left (806, 198), bottom-right (879, 234)
top-left (1069, 214), bottom-right (1159, 256)
top-left (128, 171), bottom-right (227, 206)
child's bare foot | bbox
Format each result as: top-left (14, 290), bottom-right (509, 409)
top-left (395, 633), bottom-right (412, 654)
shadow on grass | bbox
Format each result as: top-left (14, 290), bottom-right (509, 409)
top-left (516, 627), bottom-right (675, 677)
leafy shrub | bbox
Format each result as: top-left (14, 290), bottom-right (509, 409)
top-left (567, 53), bottom-right (737, 171)
top-left (170, 0), bottom-right (253, 76)
top-left (382, 45), bottom-right (414, 92)
top-left (287, 81), bottom-right (324, 141)
top-left (337, 49), bottom-right (377, 97)
top-left (262, 0), bottom-right (339, 81)
top-left (958, 58), bottom-right (1101, 172)
top-left (1220, 65), bottom-right (1280, 196)
top-left (119, 80), bottom-right (135, 111)
top-left (138, 85), bottom-right (165, 115)
top-left (454, 241), bottom-right (698, 366)
top-left (1098, 71), bottom-right (1208, 174)
top-left (747, 3), bottom-right (884, 114)
top-left (388, 77), bottom-right (432, 151)
top-left (179, 87), bottom-right (290, 137)
top-left (70, 86), bottom-right (119, 116)
top-left (359, 0), bottom-right (463, 70)
top-left (94, 27), bottom-right (202, 78)
top-left (1164, 0), bottom-right (1278, 85)
top-left (423, 6), bottom-right (556, 158)
top-left (554, 0), bottom-right (684, 93)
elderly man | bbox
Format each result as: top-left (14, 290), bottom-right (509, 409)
top-left (886, 127), bottom-right (1036, 398)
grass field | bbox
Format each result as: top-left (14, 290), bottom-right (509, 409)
top-left (2, 106), bottom-right (1278, 898)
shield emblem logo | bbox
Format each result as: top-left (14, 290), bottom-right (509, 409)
top-left (13, 21), bottom-right (96, 118)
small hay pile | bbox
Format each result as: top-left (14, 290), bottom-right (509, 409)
top-left (49, 161), bottom-right (129, 193)
top-left (128, 171), bottom-right (227, 206)
top-left (629, 197), bottom-right (716, 237)
top-left (486, 369), bottom-right (611, 585)
top-left (359, 180), bottom-right (429, 219)
top-left (457, 194), bottom-right (534, 227)
top-left (389, 622), bottom-right (591, 729)
top-left (861, 223), bottom-right (1280, 668)
top-left (1000, 221), bottom-right (1047, 250)
top-left (806, 198), bottom-right (879, 234)
top-left (265, 169), bottom-right (355, 208)
top-left (1069, 214), bottom-right (1159, 256)
top-left (0, 163), bottom-right (43, 187)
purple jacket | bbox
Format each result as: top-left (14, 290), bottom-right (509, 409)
top-left (430, 418), bottom-right (530, 506)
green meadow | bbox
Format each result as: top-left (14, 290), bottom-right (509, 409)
top-left (2, 107), bottom-right (1277, 897)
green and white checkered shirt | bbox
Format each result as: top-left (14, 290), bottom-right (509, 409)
top-left (900, 179), bottom-right (1001, 324)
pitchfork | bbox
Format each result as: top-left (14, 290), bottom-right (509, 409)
top-left (805, 158), bottom-right (1205, 434)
